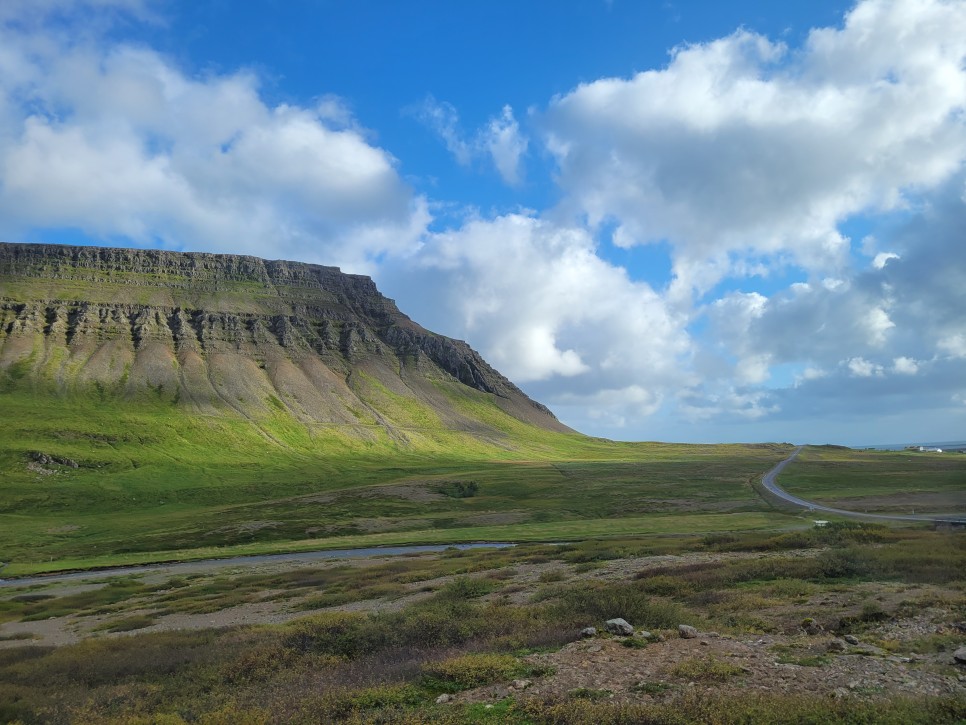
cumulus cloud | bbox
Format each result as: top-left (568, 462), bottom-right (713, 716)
top-left (938, 334), bottom-right (966, 359)
top-left (382, 213), bottom-right (691, 425)
top-left (0, 7), bottom-right (428, 271)
top-left (847, 357), bottom-right (883, 377)
top-left (417, 97), bottom-right (528, 185)
top-left (543, 0), bottom-right (966, 297)
top-left (893, 357), bottom-right (919, 375)
top-left (395, 1), bottom-right (966, 440)
top-left (699, 169), bottom-right (966, 437)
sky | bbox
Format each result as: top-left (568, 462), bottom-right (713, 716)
top-left (0, 0), bottom-right (964, 446)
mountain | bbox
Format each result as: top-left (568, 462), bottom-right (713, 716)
top-left (0, 242), bottom-right (571, 447)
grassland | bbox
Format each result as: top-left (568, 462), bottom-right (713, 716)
top-left (5, 389), bottom-right (966, 577)
top-left (0, 389), bottom-right (797, 575)
top-left (779, 446), bottom-right (966, 514)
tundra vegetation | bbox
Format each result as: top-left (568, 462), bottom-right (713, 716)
top-left (0, 525), bottom-right (964, 723)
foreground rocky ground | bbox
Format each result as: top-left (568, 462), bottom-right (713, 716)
top-left (457, 622), bottom-right (965, 708)
top-left (1, 526), bottom-right (964, 723)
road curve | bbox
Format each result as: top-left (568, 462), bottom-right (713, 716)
top-left (761, 446), bottom-right (966, 524)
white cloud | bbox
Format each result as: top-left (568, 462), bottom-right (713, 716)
top-left (0, 12), bottom-right (428, 271)
top-left (734, 354), bottom-right (771, 385)
top-left (796, 367), bottom-right (827, 386)
top-left (388, 213), bottom-right (691, 400)
top-left (678, 387), bottom-right (778, 422)
top-left (892, 357), bottom-right (919, 375)
top-left (543, 0), bottom-right (966, 295)
top-left (872, 251), bottom-right (900, 269)
top-left (482, 106), bottom-right (527, 186)
top-left (847, 357), bottom-right (883, 377)
top-left (863, 307), bottom-right (895, 346)
top-left (417, 98), bottom-right (528, 186)
top-left (938, 334), bottom-right (966, 359)
top-left (415, 97), bottom-right (472, 166)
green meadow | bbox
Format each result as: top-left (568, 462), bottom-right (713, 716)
top-left (0, 387), bottom-right (797, 575)
top-left (3, 384), bottom-right (965, 577)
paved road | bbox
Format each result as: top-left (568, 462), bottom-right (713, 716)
top-left (761, 446), bottom-right (966, 524)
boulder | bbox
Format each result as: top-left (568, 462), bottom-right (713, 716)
top-left (951, 646), bottom-right (966, 665)
top-left (801, 617), bottom-right (823, 635)
top-left (605, 618), bottom-right (634, 636)
top-left (827, 639), bottom-right (847, 652)
top-left (844, 634), bottom-right (859, 645)
top-left (678, 624), bottom-right (699, 639)
top-left (435, 694), bottom-right (452, 704)
top-left (579, 626), bottom-right (598, 638)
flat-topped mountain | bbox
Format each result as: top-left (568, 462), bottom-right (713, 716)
top-left (0, 242), bottom-right (570, 444)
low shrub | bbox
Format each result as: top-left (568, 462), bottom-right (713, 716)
top-left (421, 653), bottom-right (522, 692)
top-left (517, 692), bottom-right (966, 724)
top-left (538, 570), bottom-right (566, 584)
top-left (568, 687), bottom-right (612, 701)
top-left (667, 656), bottom-right (746, 682)
top-left (96, 614), bottom-right (157, 633)
top-left (552, 582), bottom-right (692, 630)
top-left (636, 574), bottom-right (693, 597)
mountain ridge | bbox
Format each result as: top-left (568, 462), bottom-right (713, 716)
top-left (0, 242), bottom-right (571, 441)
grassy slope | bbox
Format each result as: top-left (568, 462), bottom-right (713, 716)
top-left (0, 385), bottom-right (795, 575)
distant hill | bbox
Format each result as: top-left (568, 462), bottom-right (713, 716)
top-left (0, 242), bottom-right (571, 449)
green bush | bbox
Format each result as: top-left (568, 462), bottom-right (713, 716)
top-left (438, 576), bottom-right (496, 600)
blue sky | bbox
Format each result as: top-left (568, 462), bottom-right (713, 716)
top-left (1, 0), bottom-right (964, 445)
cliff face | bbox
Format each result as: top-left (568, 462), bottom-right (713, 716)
top-left (0, 242), bottom-right (570, 436)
